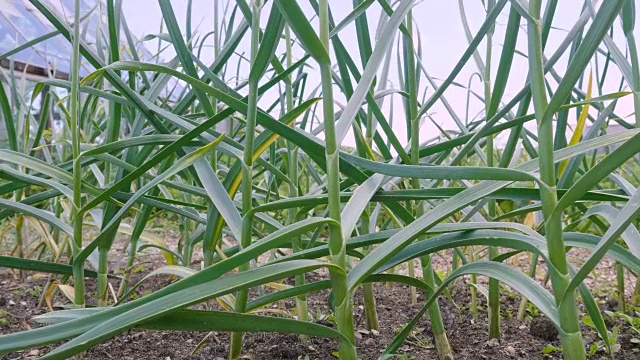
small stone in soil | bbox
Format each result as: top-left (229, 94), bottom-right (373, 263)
top-left (529, 316), bottom-right (559, 341)
top-left (26, 349), bottom-right (40, 357)
top-left (504, 345), bottom-right (516, 357)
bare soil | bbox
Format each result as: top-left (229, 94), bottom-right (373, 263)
top-left (1, 224), bottom-right (638, 359)
top-left (1, 267), bottom-right (639, 360)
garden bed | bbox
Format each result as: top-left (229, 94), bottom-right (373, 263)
top-left (1, 263), bottom-right (638, 360)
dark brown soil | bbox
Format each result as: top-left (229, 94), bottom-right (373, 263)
top-left (1, 269), bottom-right (639, 360)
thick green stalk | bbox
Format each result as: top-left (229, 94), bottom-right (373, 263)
top-left (616, 262), bottom-right (625, 312)
top-left (96, 247), bottom-right (109, 306)
top-left (182, 220), bottom-right (194, 265)
top-left (408, 259), bottom-right (417, 304)
top-left (70, 0), bottom-right (85, 307)
top-left (319, 1), bottom-right (357, 358)
top-left (487, 147), bottom-right (500, 339)
top-left (119, 157), bottom-right (171, 297)
top-left (634, 275), bottom-right (640, 306)
top-left (210, 0), bottom-right (220, 176)
top-left (386, 266), bottom-right (395, 289)
top-left (362, 281), bottom-right (379, 330)
top-left (361, 45), bottom-right (380, 329)
top-left (229, 2), bottom-right (261, 358)
top-left (405, 11), bottom-right (452, 360)
top-left (97, 0), bottom-right (123, 308)
top-left (360, 213), bottom-right (379, 331)
top-left (629, 35), bottom-right (640, 129)
top-left (469, 246), bottom-right (478, 320)
top-left (490, 1), bottom-right (522, 329)
top-left (213, 0), bottom-right (220, 59)
top-left (451, 249), bottom-right (459, 271)
top-left (15, 213), bottom-right (24, 279)
top-left (285, 24), bottom-right (310, 329)
top-left (202, 203), bottom-right (217, 268)
top-left (621, 0), bottom-right (640, 128)
top-left (517, 253), bottom-right (539, 320)
top-left (12, 129), bottom-right (25, 280)
top-left (485, 0), bottom-right (500, 341)
top-left (39, 201), bottom-right (64, 307)
top-left (291, 178), bottom-right (309, 327)
top-left (527, 1), bottom-right (585, 358)
top-left (118, 204), bottom-right (153, 297)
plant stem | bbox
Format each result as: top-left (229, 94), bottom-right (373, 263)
top-left (527, 1), bottom-right (585, 358)
top-left (408, 259), bottom-right (417, 304)
top-left (181, 217), bottom-right (194, 265)
top-left (285, 24), bottom-right (310, 331)
top-left (363, 281), bottom-right (379, 331)
top-left (361, 86), bottom-right (380, 332)
top-left (360, 213), bottom-right (379, 331)
top-left (118, 205), bottom-right (152, 297)
top-left (405, 10), bottom-right (452, 360)
top-left (15, 214), bottom-right (24, 280)
top-left (469, 246), bottom-right (478, 320)
top-left (518, 253), bottom-right (539, 320)
top-left (633, 275), bottom-right (640, 306)
top-left (39, 202), bottom-right (65, 307)
top-left (229, 2), bottom-right (261, 358)
top-left (452, 249), bottom-right (459, 272)
top-left (487, 202), bottom-right (501, 339)
top-left (319, 1), bottom-right (357, 358)
top-left (485, 0), bottom-right (500, 340)
top-left (94, 0), bottom-right (124, 308)
top-left (621, 0), bottom-right (640, 128)
top-left (70, 0), bottom-right (85, 307)
top-left (616, 262), bottom-right (626, 313)
top-left (97, 248), bottom-right (109, 306)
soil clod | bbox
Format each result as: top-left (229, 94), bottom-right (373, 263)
top-left (529, 316), bottom-right (559, 341)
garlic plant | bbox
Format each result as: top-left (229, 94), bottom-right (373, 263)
top-left (0, 1), bottom-right (639, 360)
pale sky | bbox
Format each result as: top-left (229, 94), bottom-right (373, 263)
top-left (120, 1), bottom-right (639, 149)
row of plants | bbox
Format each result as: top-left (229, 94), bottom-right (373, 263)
top-left (0, 0), bottom-right (639, 359)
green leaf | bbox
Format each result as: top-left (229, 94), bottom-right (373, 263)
top-left (275, 0), bottom-right (329, 64)
top-left (561, 188), bottom-right (640, 306)
top-left (0, 199), bottom-right (72, 237)
top-left (0, 256), bottom-right (108, 278)
top-left (348, 129), bottom-right (639, 290)
top-left (334, 0), bottom-right (413, 143)
top-left (383, 262), bottom-right (559, 356)
top-left (39, 260), bottom-right (340, 359)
